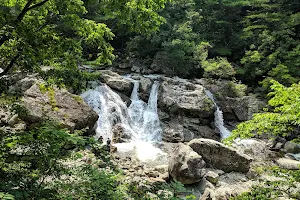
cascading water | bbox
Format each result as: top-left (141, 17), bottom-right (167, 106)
top-left (128, 80), bottom-right (162, 141)
top-left (81, 84), bottom-right (135, 142)
top-left (81, 79), bottom-right (164, 161)
top-left (205, 90), bottom-right (231, 139)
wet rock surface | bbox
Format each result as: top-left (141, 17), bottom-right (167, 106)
top-left (99, 70), bottom-right (133, 95)
top-left (196, 78), bottom-right (265, 122)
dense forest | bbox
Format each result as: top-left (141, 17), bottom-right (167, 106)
top-left (0, 0), bottom-right (300, 199)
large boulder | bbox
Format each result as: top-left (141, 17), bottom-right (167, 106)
top-left (218, 96), bottom-right (264, 121)
top-left (169, 143), bottom-right (206, 184)
top-left (99, 70), bottom-right (133, 95)
top-left (159, 77), bottom-right (214, 118)
top-left (157, 77), bottom-right (218, 142)
top-left (188, 139), bottom-right (252, 173)
top-left (214, 172), bottom-right (254, 200)
top-left (8, 74), bottom-right (38, 95)
top-left (232, 139), bottom-right (270, 161)
top-left (21, 83), bottom-right (98, 132)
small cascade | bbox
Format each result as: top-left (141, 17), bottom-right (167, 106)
top-left (205, 90), bottom-right (231, 139)
top-left (81, 85), bottom-right (134, 142)
top-left (139, 81), bottom-right (162, 141)
top-left (127, 80), bottom-right (162, 141)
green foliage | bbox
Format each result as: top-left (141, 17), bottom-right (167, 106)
top-left (0, 121), bottom-right (88, 199)
top-left (239, 0), bottom-right (300, 85)
top-left (125, 0), bottom-right (247, 78)
top-left (127, 179), bottom-right (191, 200)
top-left (0, 78), bottom-right (11, 93)
top-left (194, 0), bottom-right (246, 60)
top-left (51, 165), bottom-right (128, 200)
top-left (0, 193), bottom-right (15, 200)
top-left (0, 118), bottom-right (192, 200)
top-left (127, 0), bottom-right (206, 77)
top-left (38, 83), bottom-right (58, 109)
top-left (232, 166), bottom-right (300, 200)
top-left (202, 57), bottom-right (235, 79)
top-left (40, 68), bottom-right (101, 94)
top-left (10, 102), bottom-right (28, 118)
top-left (85, 0), bottom-right (171, 36)
top-left (0, 0), bottom-right (169, 76)
top-left (226, 81), bottom-right (247, 98)
top-left (226, 80), bottom-right (300, 143)
top-left (0, 95), bottom-right (18, 107)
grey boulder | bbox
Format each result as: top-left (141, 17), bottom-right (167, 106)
top-left (189, 138), bottom-right (252, 173)
top-left (21, 83), bottom-right (98, 132)
top-left (169, 143), bottom-right (206, 184)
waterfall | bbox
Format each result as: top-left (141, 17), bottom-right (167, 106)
top-left (81, 80), bottom-right (162, 143)
top-left (127, 80), bottom-right (162, 141)
top-left (139, 81), bottom-right (162, 141)
top-left (205, 90), bottom-right (231, 139)
top-left (81, 85), bottom-right (134, 142)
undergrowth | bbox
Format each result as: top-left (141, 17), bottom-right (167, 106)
top-left (232, 166), bottom-right (300, 200)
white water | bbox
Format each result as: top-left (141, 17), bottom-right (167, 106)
top-left (0, 68), bottom-right (3, 74)
top-left (127, 80), bottom-right (162, 141)
top-left (81, 85), bottom-right (134, 142)
top-left (205, 90), bottom-right (231, 139)
top-left (81, 79), bottom-right (164, 161)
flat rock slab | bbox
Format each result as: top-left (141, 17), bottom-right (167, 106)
top-left (276, 158), bottom-right (300, 170)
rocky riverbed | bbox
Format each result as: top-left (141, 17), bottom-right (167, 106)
top-left (1, 70), bottom-right (300, 199)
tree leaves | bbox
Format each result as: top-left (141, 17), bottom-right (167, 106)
top-left (226, 80), bottom-right (300, 143)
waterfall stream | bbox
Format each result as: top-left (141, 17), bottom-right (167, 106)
top-left (205, 90), bottom-right (231, 139)
top-left (128, 80), bottom-right (162, 142)
top-left (81, 79), bottom-right (164, 161)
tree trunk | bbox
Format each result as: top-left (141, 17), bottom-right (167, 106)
top-left (0, 53), bottom-right (20, 76)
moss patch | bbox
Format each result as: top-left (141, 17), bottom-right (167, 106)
top-left (38, 83), bottom-right (58, 110)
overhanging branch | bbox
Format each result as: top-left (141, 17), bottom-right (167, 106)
top-left (0, 0), bottom-right (50, 47)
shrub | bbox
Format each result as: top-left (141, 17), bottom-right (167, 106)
top-left (202, 57), bottom-right (236, 79)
